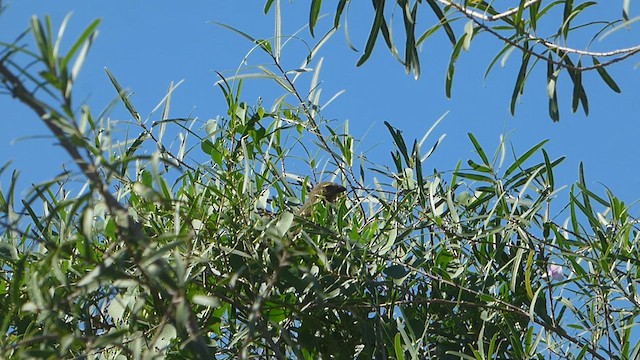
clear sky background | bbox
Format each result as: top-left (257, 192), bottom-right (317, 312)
top-left (1, 1), bottom-right (639, 213)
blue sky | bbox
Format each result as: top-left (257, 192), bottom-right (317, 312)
top-left (1, 1), bottom-right (638, 208)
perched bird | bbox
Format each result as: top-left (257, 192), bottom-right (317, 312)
top-left (296, 182), bottom-right (347, 216)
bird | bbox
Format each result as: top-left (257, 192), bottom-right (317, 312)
top-left (253, 182), bottom-right (347, 240)
top-left (296, 182), bottom-right (347, 216)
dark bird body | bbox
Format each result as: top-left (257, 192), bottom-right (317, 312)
top-left (297, 182), bottom-right (347, 216)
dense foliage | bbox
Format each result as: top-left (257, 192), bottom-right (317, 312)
top-left (1, 3), bottom-right (639, 359)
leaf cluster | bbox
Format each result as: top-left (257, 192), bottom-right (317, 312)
top-left (268, 0), bottom-right (639, 121)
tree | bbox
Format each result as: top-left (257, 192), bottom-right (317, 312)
top-left (273, 0), bottom-right (640, 121)
top-left (1, 3), bottom-right (639, 359)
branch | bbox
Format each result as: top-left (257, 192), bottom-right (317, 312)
top-left (440, 0), bottom-right (640, 71)
top-left (437, 0), bottom-right (542, 22)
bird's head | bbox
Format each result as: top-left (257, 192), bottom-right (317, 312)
top-left (298, 181), bottom-right (347, 216)
top-left (310, 182), bottom-right (347, 202)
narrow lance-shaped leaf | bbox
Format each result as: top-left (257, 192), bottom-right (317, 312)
top-left (578, 162), bottom-right (608, 249)
top-left (70, 27), bottom-right (97, 87)
top-left (510, 43), bottom-right (531, 116)
top-left (61, 18), bottom-right (101, 70)
top-left (357, 0), bottom-right (385, 66)
top-left (53, 14), bottom-right (72, 65)
top-left (394, 332), bottom-right (405, 360)
top-left (455, 172), bottom-right (494, 183)
top-left (559, 52), bottom-right (589, 115)
top-left (542, 148), bottom-right (554, 191)
top-left (529, 0), bottom-right (540, 32)
top-left (571, 62), bottom-right (581, 113)
top-left (446, 35), bottom-right (466, 98)
top-left (309, 0), bottom-right (321, 37)
top-left (402, 1), bottom-right (421, 78)
top-left (468, 159), bottom-right (493, 173)
top-left (380, 2), bottom-right (397, 51)
top-left (468, 133), bottom-right (490, 167)
top-left (30, 16), bottom-right (52, 70)
top-left (105, 68), bottom-right (140, 121)
top-left (385, 121), bottom-right (412, 167)
top-left (504, 139), bottom-right (549, 177)
top-left (212, 22), bottom-right (259, 48)
top-left (413, 139), bottom-right (426, 207)
top-left (592, 57), bottom-right (621, 93)
top-left (510, 246), bottom-right (526, 293)
top-left (524, 250), bottom-right (535, 300)
top-left (425, 0), bottom-right (456, 45)
top-left (514, 0), bottom-right (527, 35)
top-left (264, 0), bottom-right (275, 13)
top-left (416, 22), bottom-right (443, 48)
top-left (504, 156), bottom-right (564, 188)
top-left (562, 0), bottom-right (574, 39)
top-left (484, 40), bottom-right (515, 81)
top-left (334, 0), bottom-right (347, 28)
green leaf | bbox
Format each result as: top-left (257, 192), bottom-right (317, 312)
top-left (467, 159), bottom-right (493, 173)
top-left (529, 0), bottom-right (540, 31)
top-left (105, 68), bottom-right (140, 121)
top-left (413, 140), bottom-right (426, 207)
top-left (394, 332), bottom-right (405, 360)
top-left (455, 172), bottom-right (494, 183)
top-left (467, 133), bottom-right (490, 166)
top-left (212, 21), bottom-right (257, 44)
top-left (425, 0), bottom-right (456, 45)
top-left (334, 0), bottom-right (348, 28)
top-left (446, 35), bottom-right (466, 98)
top-left (504, 139), bottom-right (549, 177)
top-left (377, 227), bottom-right (397, 255)
top-left (510, 247), bottom-right (526, 292)
top-left (309, 0), bottom-right (321, 37)
top-left (562, 0), bottom-right (574, 39)
top-left (30, 16), bottom-right (53, 70)
top-left (384, 264), bottom-right (409, 279)
top-left (256, 39), bottom-right (272, 54)
top-left (384, 121), bottom-right (412, 167)
top-left (561, 54), bottom-right (589, 115)
top-left (592, 57), bottom-right (621, 93)
top-left (571, 67), bottom-right (581, 113)
top-left (202, 140), bottom-right (223, 165)
top-left (510, 44), bottom-right (531, 116)
top-left (61, 18), bottom-right (101, 70)
top-left (264, 0), bottom-right (275, 13)
top-left (435, 248), bottom-right (453, 269)
top-left (357, 0), bottom-right (385, 66)
top-left (484, 41), bottom-right (515, 81)
top-left (401, 1), bottom-right (420, 78)
top-left (542, 149), bottom-right (554, 191)
top-left (513, 0), bottom-right (526, 35)
top-left (416, 22), bottom-right (444, 47)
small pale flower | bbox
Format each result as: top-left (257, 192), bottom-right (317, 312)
top-left (545, 264), bottom-right (564, 281)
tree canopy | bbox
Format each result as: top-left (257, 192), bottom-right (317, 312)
top-left (1, 2), bottom-right (639, 359)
